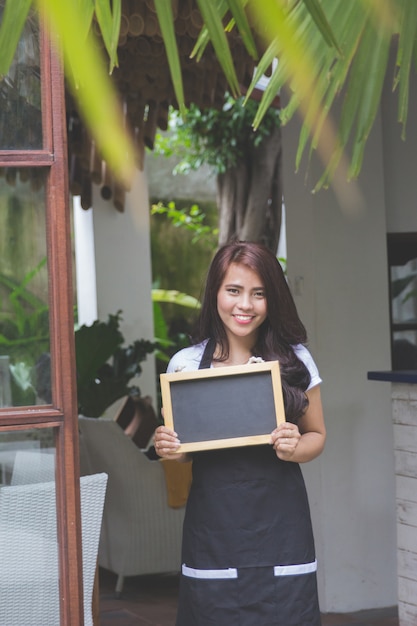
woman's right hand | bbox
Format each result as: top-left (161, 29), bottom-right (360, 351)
top-left (154, 425), bottom-right (186, 460)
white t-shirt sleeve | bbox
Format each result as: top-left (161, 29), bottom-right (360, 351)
top-left (293, 344), bottom-right (322, 390)
top-left (166, 341), bottom-right (207, 374)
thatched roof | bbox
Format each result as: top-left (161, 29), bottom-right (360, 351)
top-left (66, 0), bottom-right (258, 212)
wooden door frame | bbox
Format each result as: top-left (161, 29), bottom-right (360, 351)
top-left (0, 21), bottom-right (84, 626)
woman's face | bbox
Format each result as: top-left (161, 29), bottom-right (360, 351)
top-left (216, 262), bottom-right (267, 344)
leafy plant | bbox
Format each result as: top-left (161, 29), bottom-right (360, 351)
top-left (152, 287), bottom-right (200, 365)
top-left (151, 201), bottom-right (218, 246)
top-left (76, 295), bottom-right (200, 417)
top-left (0, 258), bottom-right (49, 356)
top-left (75, 311), bottom-right (156, 418)
top-left (0, 258), bottom-right (49, 405)
top-left (391, 272), bottom-right (417, 302)
top-left (154, 96), bottom-right (281, 176)
top-left (0, 256), bottom-right (199, 412)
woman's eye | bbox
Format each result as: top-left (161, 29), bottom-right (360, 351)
top-left (227, 288), bottom-right (239, 294)
top-left (254, 291), bottom-right (265, 298)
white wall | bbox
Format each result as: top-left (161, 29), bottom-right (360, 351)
top-left (282, 110), bottom-right (397, 612)
top-left (381, 50), bottom-right (417, 234)
top-left (92, 169), bottom-right (157, 404)
top-left (73, 196), bottom-right (98, 327)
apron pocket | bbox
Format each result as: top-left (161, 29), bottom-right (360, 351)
top-left (272, 563), bottom-right (321, 626)
top-left (177, 566), bottom-right (240, 626)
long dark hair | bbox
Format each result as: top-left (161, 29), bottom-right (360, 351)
top-left (194, 241), bottom-right (310, 422)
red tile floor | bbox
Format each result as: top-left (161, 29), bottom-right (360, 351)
top-left (98, 568), bottom-right (399, 626)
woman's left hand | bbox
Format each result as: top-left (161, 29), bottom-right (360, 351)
top-left (270, 422), bottom-right (301, 461)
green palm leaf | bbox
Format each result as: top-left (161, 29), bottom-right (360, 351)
top-left (191, 0), bottom-right (229, 62)
top-left (226, 0), bottom-right (258, 59)
top-left (0, 0), bottom-right (32, 76)
top-left (301, 0), bottom-right (341, 51)
top-left (36, 0), bottom-right (135, 186)
top-left (154, 0), bottom-right (185, 115)
top-left (394, 0), bottom-right (417, 135)
top-left (348, 15), bottom-right (391, 178)
top-left (2, 0), bottom-right (417, 188)
top-left (94, 0), bottom-right (121, 73)
top-left (152, 289), bottom-right (201, 309)
top-left (74, 0), bottom-right (94, 42)
top-left (195, 0), bottom-right (240, 97)
top-left (248, 0), bottom-right (328, 156)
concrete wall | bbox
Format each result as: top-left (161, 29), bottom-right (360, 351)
top-left (91, 168), bottom-right (157, 403)
top-left (280, 71), bottom-right (415, 609)
top-left (146, 151), bottom-right (216, 202)
top-left (281, 60), bottom-right (417, 612)
top-left (381, 51), bottom-right (417, 234)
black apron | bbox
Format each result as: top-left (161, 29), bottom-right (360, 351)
top-left (176, 339), bottom-right (321, 626)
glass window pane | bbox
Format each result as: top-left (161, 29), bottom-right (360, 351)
top-left (390, 258), bottom-right (417, 326)
top-left (0, 167), bottom-right (51, 408)
top-left (392, 330), bottom-right (417, 370)
top-left (0, 428), bottom-right (55, 484)
top-left (0, 7), bottom-right (42, 149)
top-left (0, 429), bottom-right (59, 623)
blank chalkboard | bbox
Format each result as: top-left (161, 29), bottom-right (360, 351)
top-left (160, 361), bottom-right (285, 452)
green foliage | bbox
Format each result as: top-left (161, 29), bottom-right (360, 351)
top-left (152, 300), bottom-right (189, 366)
top-left (150, 197), bottom-right (217, 304)
top-left (0, 259), bottom-right (49, 356)
top-left (75, 311), bottom-right (157, 418)
top-left (154, 95), bottom-right (281, 175)
top-left (150, 198), bottom-right (217, 373)
top-left (2, 1), bottom-right (416, 187)
top-left (152, 289), bottom-right (201, 309)
top-left (152, 287), bottom-right (200, 364)
top-left (0, 260), bottom-right (157, 413)
top-left (151, 287), bottom-right (198, 409)
top-left (9, 361), bottom-right (35, 406)
top-left (151, 201), bottom-right (218, 245)
top-left (0, 258), bottom-right (49, 405)
top-left (391, 272), bottom-right (417, 306)
top-left (0, 254), bottom-right (199, 412)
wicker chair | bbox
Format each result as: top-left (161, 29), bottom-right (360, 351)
top-left (78, 416), bottom-right (186, 594)
top-left (0, 440), bottom-right (40, 485)
top-left (0, 471), bottom-right (108, 625)
top-left (11, 449), bottom-right (55, 485)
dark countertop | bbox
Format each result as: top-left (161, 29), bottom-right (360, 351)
top-left (367, 370), bottom-right (417, 384)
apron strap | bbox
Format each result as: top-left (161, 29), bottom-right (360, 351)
top-left (199, 338), bottom-right (216, 370)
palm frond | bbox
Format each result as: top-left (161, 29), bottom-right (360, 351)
top-left (0, 0), bottom-right (32, 76)
top-left (154, 0), bottom-right (185, 115)
top-left (36, 0), bottom-right (135, 185)
top-left (94, 0), bottom-right (121, 73)
top-left (394, 0), bottom-right (417, 136)
top-left (195, 0), bottom-right (240, 97)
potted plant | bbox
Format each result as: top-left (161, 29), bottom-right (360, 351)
top-left (75, 311), bottom-right (156, 418)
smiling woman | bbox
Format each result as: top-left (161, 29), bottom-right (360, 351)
top-left (154, 240), bottom-right (326, 625)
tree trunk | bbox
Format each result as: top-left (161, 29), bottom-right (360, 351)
top-left (216, 125), bottom-right (282, 253)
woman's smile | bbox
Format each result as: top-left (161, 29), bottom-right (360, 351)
top-left (217, 262), bottom-right (267, 342)
top-left (233, 314), bottom-right (255, 324)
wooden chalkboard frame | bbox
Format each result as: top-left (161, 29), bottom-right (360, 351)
top-left (160, 361), bottom-right (285, 452)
